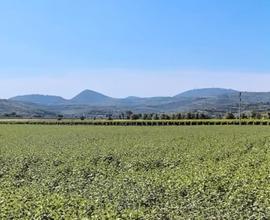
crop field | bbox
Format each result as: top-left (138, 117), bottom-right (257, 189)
top-left (0, 125), bottom-right (270, 219)
top-left (1, 118), bottom-right (270, 126)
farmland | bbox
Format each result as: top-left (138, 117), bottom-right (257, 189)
top-left (1, 118), bottom-right (270, 126)
top-left (0, 125), bottom-right (270, 219)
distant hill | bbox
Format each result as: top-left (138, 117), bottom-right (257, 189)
top-left (70, 90), bottom-right (115, 105)
top-left (10, 94), bottom-right (67, 105)
top-left (10, 88), bottom-right (238, 106)
top-left (3, 88), bottom-right (270, 117)
top-left (0, 99), bottom-right (56, 117)
top-left (175, 88), bottom-right (238, 98)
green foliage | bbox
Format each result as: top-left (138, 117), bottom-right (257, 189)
top-left (0, 125), bottom-right (269, 219)
top-left (80, 116), bottom-right (85, 120)
top-left (224, 112), bottom-right (235, 119)
top-left (57, 115), bottom-right (64, 121)
top-left (2, 118), bottom-right (270, 126)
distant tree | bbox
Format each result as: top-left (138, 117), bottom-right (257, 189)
top-left (80, 116), bottom-right (85, 120)
top-left (147, 113), bottom-right (154, 120)
top-left (224, 112), bottom-right (235, 119)
top-left (152, 114), bottom-right (159, 120)
top-left (251, 111), bottom-right (257, 119)
top-left (11, 112), bottom-right (16, 116)
top-left (126, 111), bottom-right (133, 119)
top-left (198, 113), bottom-right (203, 119)
top-left (160, 113), bottom-right (170, 120)
top-left (159, 114), bottom-right (165, 120)
top-left (142, 114), bottom-right (148, 120)
top-left (241, 113), bottom-right (248, 119)
top-left (176, 113), bottom-right (182, 119)
top-left (131, 114), bottom-right (140, 120)
top-left (216, 114), bottom-right (223, 119)
top-left (185, 112), bottom-right (193, 119)
top-left (255, 112), bottom-right (262, 119)
top-left (106, 114), bottom-right (113, 120)
top-left (204, 113), bottom-right (210, 119)
top-left (57, 114), bottom-right (64, 120)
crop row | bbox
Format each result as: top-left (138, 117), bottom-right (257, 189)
top-left (1, 119), bottom-right (270, 126)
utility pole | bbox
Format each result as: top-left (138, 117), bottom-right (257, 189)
top-left (239, 92), bottom-right (242, 124)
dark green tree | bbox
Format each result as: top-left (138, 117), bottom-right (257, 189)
top-left (131, 114), bottom-right (140, 120)
top-left (224, 112), bottom-right (235, 119)
top-left (126, 111), bottom-right (133, 119)
top-left (152, 114), bottom-right (159, 120)
top-left (57, 114), bottom-right (64, 120)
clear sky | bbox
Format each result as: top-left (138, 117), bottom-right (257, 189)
top-left (0, 0), bottom-right (270, 98)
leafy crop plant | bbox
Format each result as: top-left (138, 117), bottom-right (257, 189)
top-left (0, 125), bottom-right (269, 219)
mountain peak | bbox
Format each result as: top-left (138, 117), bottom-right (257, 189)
top-left (79, 89), bottom-right (101, 94)
top-left (70, 89), bottom-right (113, 105)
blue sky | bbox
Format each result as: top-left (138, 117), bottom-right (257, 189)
top-left (0, 0), bottom-right (270, 98)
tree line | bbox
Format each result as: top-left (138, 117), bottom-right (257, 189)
top-left (113, 111), bottom-right (270, 120)
top-left (113, 111), bottom-right (210, 120)
top-left (2, 110), bottom-right (270, 120)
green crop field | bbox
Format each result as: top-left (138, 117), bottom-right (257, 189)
top-left (1, 118), bottom-right (270, 126)
top-left (0, 125), bottom-right (269, 219)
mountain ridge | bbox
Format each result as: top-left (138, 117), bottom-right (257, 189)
top-left (10, 87), bottom-right (239, 106)
top-left (10, 94), bottom-right (68, 105)
top-left (174, 88), bottom-right (238, 98)
top-left (5, 87), bottom-right (270, 117)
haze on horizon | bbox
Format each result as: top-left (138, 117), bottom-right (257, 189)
top-left (0, 0), bottom-right (269, 99)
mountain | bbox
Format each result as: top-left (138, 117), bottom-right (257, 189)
top-left (10, 95), bottom-right (67, 105)
top-left (0, 99), bottom-right (56, 117)
top-left (175, 88), bottom-right (238, 98)
top-left (3, 88), bottom-right (270, 117)
top-left (10, 88), bottom-right (236, 106)
top-left (70, 90), bottom-right (115, 105)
